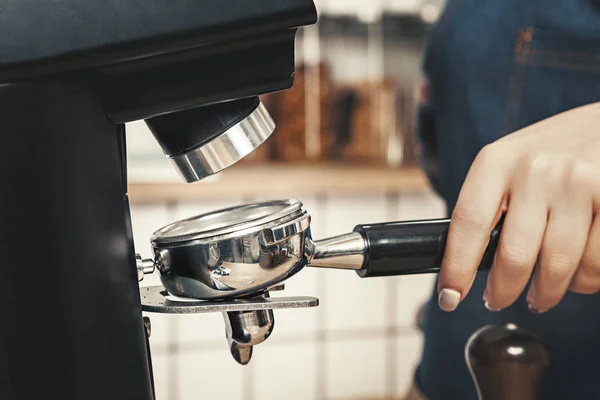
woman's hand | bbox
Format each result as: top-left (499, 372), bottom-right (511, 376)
top-left (437, 102), bottom-right (600, 313)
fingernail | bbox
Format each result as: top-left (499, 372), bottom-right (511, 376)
top-left (483, 287), bottom-right (501, 312)
top-left (526, 283), bottom-right (548, 313)
top-left (438, 288), bottom-right (461, 312)
top-left (484, 299), bottom-right (501, 312)
top-left (526, 282), bottom-right (536, 304)
top-left (528, 304), bottom-right (549, 314)
top-left (526, 284), bottom-right (535, 304)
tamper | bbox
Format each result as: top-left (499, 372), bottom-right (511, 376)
top-left (466, 324), bottom-right (550, 400)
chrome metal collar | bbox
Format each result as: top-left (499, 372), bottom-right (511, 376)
top-left (169, 101), bottom-right (275, 183)
top-left (151, 199), bottom-right (308, 246)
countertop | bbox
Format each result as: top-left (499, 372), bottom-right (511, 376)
top-left (127, 161), bottom-right (432, 204)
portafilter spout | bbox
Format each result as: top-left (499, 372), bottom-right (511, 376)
top-left (139, 284), bottom-right (317, 367)
top-left (223, 292), bottom-right (275, 365)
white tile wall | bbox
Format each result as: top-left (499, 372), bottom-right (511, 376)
top-left (177, 312), bottom-right (229, 345)
top-left (396, 192), bottom-right (446, 220)
top-left (321, 193), bottom-right (389, 332)
top-left (396, 275), bottom-right (435, 328)
top-left (144, 310), bottom-right (175, 353)
top-left (300, 195), bottom-right (327, 239)
top-left (126, 121), bottom-right (164, 159)
top-left (325, 337), bottom-right (387, 399)
top-left (252, 342), bottom-right (318, 400)
top-left (269, 290), bottom-right (319, 336)
top-left (395, 334), bottom-right (425, 398)
top-left (178, 349), bottom-right (246, 400)
top-left (151, 354), bottom-right (171, 400)
top-left (323, 193), bottom-right (390, 236)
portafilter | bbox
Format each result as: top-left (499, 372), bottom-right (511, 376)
top-left (146, 199), bottom-right (503, 301)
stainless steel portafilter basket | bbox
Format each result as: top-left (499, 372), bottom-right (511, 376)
top-left (138, 198), bottom-right (503, 365)
top-left (147, 199), bottom-right (503, 301)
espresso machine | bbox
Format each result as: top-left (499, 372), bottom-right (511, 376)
top-left (0, 1), bottom-right (318, 399)
top-left (1, 2), bottom-right (553, 399)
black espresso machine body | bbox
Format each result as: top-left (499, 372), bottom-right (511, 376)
top-left (0, 2), bottom-right (317, 399)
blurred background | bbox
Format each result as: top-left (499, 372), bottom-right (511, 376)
top-left (128, 0), bottom-right (448, 399)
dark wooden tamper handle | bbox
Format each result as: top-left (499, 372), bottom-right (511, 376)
top-left (466, 324), bottom-right (550, 400)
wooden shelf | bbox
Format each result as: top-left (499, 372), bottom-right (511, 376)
top-left (127, 163), bottom-right (432, 204)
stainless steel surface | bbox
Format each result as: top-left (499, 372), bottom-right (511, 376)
top-left (147, 198), bottom-right (381, 301)
top-left (152, 199), bottom-right (304, 245)
top-left (169, 101), bottom-right (275, 183)
top-left (151, 200), bottom-right (311, 300)
top-left (140, 286), bottom-right (319, 314)
top-left (260, 212), bottom-right (311, 245)
top-left (136, 254), bottom-right (156, 282)
top-left (229, 342), bottom-right (253, 366)
top-left (223, 307), bottom-right (274, 365)
top-left (309, 232), bottom-right (366, 270)
top-left (143, 316), bottom-right (151, 338)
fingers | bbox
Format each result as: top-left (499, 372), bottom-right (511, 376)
top-left (438, 142), bottom-right (599, 314)
top-left (568, 164), bottom-right (600, 295)
top-left (438, 145), bottom-right (510, 311)
top-left (527, 167), bottom-right (593, 313)
top-left (484, 161), bottom-right (548, 311)
top-left (571, 215), bottom-right (600, 295)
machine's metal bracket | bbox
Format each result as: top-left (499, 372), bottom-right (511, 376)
top-left (140, 286), bottom-right (319, 314)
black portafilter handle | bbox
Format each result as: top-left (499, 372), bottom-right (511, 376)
top-left (353, 217), bottom-right (504, 278)
top-left (466, 324), bottom-right (550, 400)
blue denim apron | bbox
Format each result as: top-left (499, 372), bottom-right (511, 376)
top-left (416, 1), bottom-right (600, 398)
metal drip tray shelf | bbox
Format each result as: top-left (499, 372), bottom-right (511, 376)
top-left (140, 286), bottom-right (319, 314)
